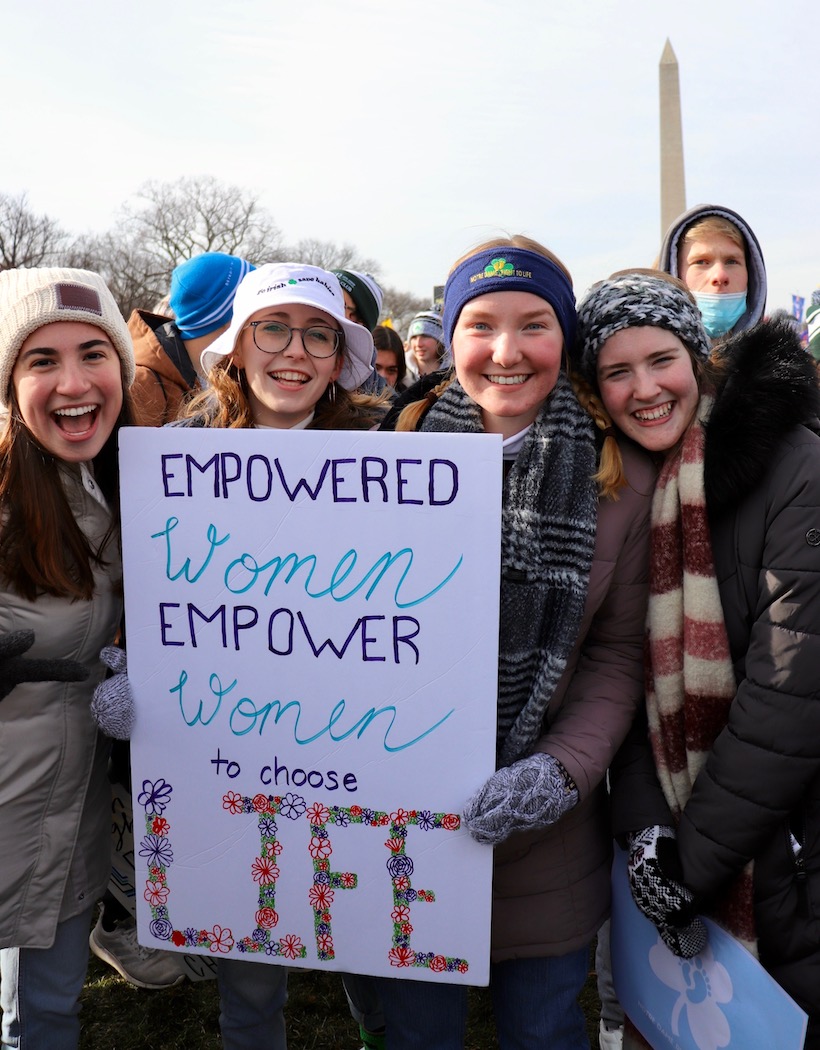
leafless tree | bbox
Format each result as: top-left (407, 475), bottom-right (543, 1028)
top-left (380, 285), bottom-right (431, 334)
top-left (2, 176), bottom-right (428, 325)
top-left (59, 231), bottom-right (169, 318)
top-left (55, 175), bottom-right (286, 316)
top-left (0, 192), bottom-right (67, 270)
top-left (287, 237), bottom-right (381, 276)
top-left (121, 175), bottom-right (284, 269)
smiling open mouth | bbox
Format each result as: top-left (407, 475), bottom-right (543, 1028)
top-left (485, 375), bottom-right (528, 385)
top-left (633, 402), bottom-right (673, 421)
top-left (53, 405), bottom-right (99, 434)
top-left (270, 371), bottom-right (310, 385)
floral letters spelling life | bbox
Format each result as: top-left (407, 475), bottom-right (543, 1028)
top-left (137, 777), bottom-right (468, 973)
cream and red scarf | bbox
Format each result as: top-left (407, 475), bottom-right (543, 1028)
top-left (645, 397), bottom-right (757, 954)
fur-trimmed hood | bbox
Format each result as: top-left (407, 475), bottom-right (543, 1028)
top-left (705, 319), bottom-right (820, 515)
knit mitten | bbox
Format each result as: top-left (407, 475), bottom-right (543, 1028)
top-left (627, 824), bottom-right (707, 958)
top-left (90, 646), bottom-right (135, 740)
top-left (0, 629), bottom-right (89, 701)
top-left (462, 752), bottom-right (579, 847)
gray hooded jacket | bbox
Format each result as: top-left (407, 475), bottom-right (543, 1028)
top-left (658, 203), bottom-right (767, 335)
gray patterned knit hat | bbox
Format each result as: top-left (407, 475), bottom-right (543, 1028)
top-left (575, 272), bottom-right (710, 385)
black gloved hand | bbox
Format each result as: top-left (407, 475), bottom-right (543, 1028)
top-left (627, 824), bottom-right (707, 958)
top-left (0, 629), bottom-right (90, 701)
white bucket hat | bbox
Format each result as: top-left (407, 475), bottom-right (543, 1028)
top-left (199, 263), bottom-right (375, 390)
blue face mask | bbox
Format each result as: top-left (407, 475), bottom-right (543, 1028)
top-left (694, 291), bottom-right (747, 338)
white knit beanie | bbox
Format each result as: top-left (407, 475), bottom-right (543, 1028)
top-left (0, 267), bottom-right (135, 407)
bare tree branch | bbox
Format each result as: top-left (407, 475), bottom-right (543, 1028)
top-left (380, 285), bottom-right (431, 334)
top-left (286, 237), bottom-right (381, 276)
top-left (121, 175), bottom-right (284, 268)
top-left (0, 193), bottom-right (67, 270)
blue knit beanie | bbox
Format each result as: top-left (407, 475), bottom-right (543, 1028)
top-left (170, 252), bottom-right (255, 340)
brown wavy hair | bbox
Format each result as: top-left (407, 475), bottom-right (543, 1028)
top-left (0, 391), bottom-right (134, 601)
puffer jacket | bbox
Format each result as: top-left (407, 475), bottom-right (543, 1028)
top-left (0, 464), bottom-right (123, 948)
top-left (658, 202), bottom-right (767, 335)
top-left (129, 309), bottom-right (198, 427)
top-left (613, 320), bottom-right (820, 1024)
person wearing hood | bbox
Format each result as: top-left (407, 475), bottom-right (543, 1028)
top-left (658, 204), bottom-right (766, 342)
top-left (404, 310), bottom-right (447, 381)
top-left (575, 270), bottom-right (820, 1046)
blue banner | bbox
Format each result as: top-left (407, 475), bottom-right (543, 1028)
top-left (611, 848), bottom-right (807, 1050)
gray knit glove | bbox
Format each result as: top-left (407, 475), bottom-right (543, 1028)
top-left (462, 752), bottom-right (579, 847)
top-left (0, 629), bottom-right (89, 700)
top-left (627, 824), bottom-right (707, 958)
top-left (90, 647), bottom-right (134, 740)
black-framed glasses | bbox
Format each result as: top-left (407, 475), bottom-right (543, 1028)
top-left (246, 321), bottom-right (341, 359)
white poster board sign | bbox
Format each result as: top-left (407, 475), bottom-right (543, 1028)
top-left (120, 427), bottom-right (501, 984)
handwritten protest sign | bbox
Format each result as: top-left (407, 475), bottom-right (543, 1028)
top-left (121, 427), bottom-right (501, 984)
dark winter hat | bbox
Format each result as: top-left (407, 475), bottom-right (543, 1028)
top-left (331, 270), bottom-right (383, 332)
top-left (0, 267), bottom-right (135, 407)
top-left (575, 271), bottom-right (711, 384)
top-left (170, 252), bottom-right (255, 340)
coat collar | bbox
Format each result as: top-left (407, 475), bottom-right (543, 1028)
top-left (705, 320), bottom-right (820, 515)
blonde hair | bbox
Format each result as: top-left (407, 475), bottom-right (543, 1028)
top-left (449, 234), bottom-right (572, 285)
top-left (678, 216), bottom-right (746, 273)
top-left (570, 374), bottom-right (626, 500)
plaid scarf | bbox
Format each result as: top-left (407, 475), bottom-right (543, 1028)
top-left (421, 374), bottom-right (598, 766)
top-left (645, 397), bottom-right (756, 953)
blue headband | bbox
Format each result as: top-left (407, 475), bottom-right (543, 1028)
top-left (442, 247), bottom-right (576, 351)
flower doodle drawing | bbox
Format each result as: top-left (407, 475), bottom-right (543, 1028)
top-left (136, 777), bottom-right (468, 974)
top-left (649, 940), bottom-right (733, 1050)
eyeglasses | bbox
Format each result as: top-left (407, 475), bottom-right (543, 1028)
top-left (246, 321), bottom-right (341, 359)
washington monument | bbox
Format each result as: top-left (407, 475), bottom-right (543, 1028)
top-left (659, 39), bottom-right (686, 235)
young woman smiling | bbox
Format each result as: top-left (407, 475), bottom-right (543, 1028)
top-left (376, 236), bottom-right (655, 1049)
top-left (176, 261), bottom-right (387, 1050)
top-left (576, 271), bottom-right (820, 1046)
top-left (0, 267), bottom-right (136, 1050)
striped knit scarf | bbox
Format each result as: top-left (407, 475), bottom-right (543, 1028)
top-left (420, 374), bottom-right (598, 766)
top-left (645, 396), bottom-right (757, 953)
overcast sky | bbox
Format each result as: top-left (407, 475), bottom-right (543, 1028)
top-left (2, 0), bottom-right (818, 317)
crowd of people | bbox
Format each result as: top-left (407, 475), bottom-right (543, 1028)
top-left (0, 203), bottom-right (819, 1050)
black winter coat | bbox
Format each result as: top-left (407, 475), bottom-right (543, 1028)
top-left (611, 320), bottom-right (820, 1027)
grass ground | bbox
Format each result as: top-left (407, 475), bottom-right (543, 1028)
top-left (78, 952), bottom-right (602, 1049)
